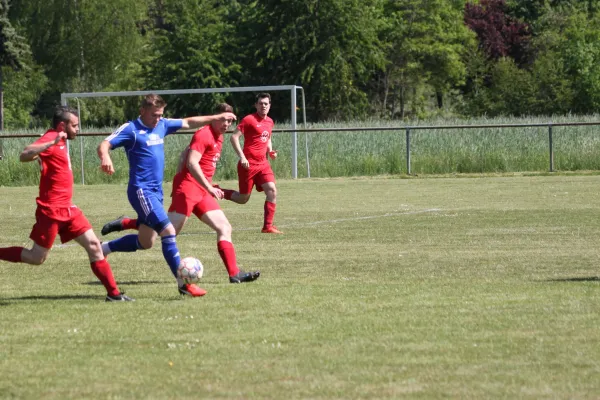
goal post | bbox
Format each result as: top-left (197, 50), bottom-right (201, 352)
top-left (61, 85), bottom-right (307, 183)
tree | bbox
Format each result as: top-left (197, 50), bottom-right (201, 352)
top-left (236, 0), bottom-right (386, 120)
top-left (376, 0), bottom-right (475, 119)
top-left (142, 0), bottom-right (242, 116)
top-left (542, 8), bottom-right (600, 113)
top-left (1, 63), bottom-right (47, 128)
top-left (10, 0), bottom-right (149, 125)
top-left (461, 3), bottom-right (600, 117)
top-left (508, 0), bottom-right (600, 23)
top-left (0, 0), bottom-right (31, 130)
top-left (465, 0), bottom-right (532, 65)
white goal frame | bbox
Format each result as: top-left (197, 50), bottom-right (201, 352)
top-left (61, 85), bottom-right (307, 183)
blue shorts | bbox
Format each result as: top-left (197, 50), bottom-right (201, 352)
top-left (127, 186), bottom-right (171, 233)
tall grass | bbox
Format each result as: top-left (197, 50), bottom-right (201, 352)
top-left (2, 114), bottom-right (600, 186)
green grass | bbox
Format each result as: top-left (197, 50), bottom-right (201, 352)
top-left (1, 175), bottom-right (600, 399)
top-left (3, 114), bottom-right (600, 186)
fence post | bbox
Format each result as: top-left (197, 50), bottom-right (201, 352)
top-left (74, 98), bottom-right (85, 185)
top-left (548, 124), bottom-right (554, 172)
top-left (406, 128), bottom-right (411, 175)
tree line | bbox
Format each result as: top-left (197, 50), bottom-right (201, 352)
top-left (1, 0), bottom-right (599, 128)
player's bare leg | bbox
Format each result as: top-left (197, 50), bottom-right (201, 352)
top-left (74, 229), bottom-right (134, 301)
top-left (261, 182), bottom-right (283, 234)
top-left (137, 224), bottom-right (159, 249)
top-left (200, 210), bottom-right (260, 283)
top-left (166, 212), bottom-right (187, 235)
top-left (16, 243), bottom-right (50, 265)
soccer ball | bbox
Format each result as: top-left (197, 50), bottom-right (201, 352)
top-left (177, 257), bottom-right (204, 284)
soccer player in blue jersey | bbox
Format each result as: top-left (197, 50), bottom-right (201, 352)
top-left (97, 94), bottom-right (236, 297)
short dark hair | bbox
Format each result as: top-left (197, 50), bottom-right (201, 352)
top-left (140, 94), bottom-right (167, 109)
top-left (52, 106), bottom-right (77, 129)
top-left (256, 93), bottom-right (271, 103)
top-left (215, 103), bottom-right (234, 113)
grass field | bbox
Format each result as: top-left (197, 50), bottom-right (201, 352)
top-left (1, 175), bottom-right (600, 399)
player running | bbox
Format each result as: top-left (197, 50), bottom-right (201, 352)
top-left (0, 106), bottom-right (133, 302)
top-left (220, 93), bottom-right (283, 234)
top-left (97, 94), bottom-right (236, 297)
top-left (101, 103), bottom-right (260, 284)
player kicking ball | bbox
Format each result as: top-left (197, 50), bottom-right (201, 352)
top-left (101, 103), bottom-right (260, 284)
top-left (98, 94), bottom-right (238, 297)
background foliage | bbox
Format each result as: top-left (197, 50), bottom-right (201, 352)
top-left (2, 0), bottom-right (600, 127)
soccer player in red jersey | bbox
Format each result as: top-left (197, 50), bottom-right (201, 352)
top-left (100, 103), bottom-right (260, 283)
top-left (221, 93), bottom-right (283, 234)
top-left (0, 106), bottom-right (133, 302)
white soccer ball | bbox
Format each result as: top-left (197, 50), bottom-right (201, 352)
top-left (177, 257), bottom-right (204, 284)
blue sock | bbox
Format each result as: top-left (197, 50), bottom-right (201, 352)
top-left (108, 234), bottom-right (143, 253)
top-left (161, 235), bottom-right (181, 277)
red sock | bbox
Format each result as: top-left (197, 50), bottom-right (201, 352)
top-left (263, 201), bottom-right (276, 229)
top-left (223, 189), bottom-right (234, 201)
top-left (217, 240), bottom-right (239, 276)
top-left (122, 218), bottom-right (138, 230)
top-left (0, 246), bottom-right (24, 263)
top-left (90, 259), bottom-right (120, 296)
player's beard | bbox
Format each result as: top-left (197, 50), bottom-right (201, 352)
top-left (66, 130), bottom-right (77, 140)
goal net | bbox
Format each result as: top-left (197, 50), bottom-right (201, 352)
top-left (61, 86), bottom-right (307, 184)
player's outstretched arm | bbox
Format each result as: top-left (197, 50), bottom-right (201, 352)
top-left (181, 112), bottom-right (236, 129)
top-left (20, 132), bottom-right (67, 162)
top-left (97, 140), bottom-right (115, 175)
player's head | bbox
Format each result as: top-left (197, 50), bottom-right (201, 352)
top-left (139, 94), bottom-right (167, 128)
top-left (212, 103), bottom-right (234, 134)
top-left (255, 93), bottom-right (271, 118)
top-left (52, 106), bottom-right (79, 140)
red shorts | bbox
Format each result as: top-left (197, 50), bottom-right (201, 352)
top-left (29, 205), bottom-right (92, 249)
top-left (168, 189), bottom-right (220, 219)
top-left (237, 161), bottom-right (275, 195)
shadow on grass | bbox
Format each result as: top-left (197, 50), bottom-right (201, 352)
top-left (546, 276), bottom-right (600, 282)
top-left (1, 294), bottom-right (100, 302)
top-left (83, 280), bottom-right (166, 286)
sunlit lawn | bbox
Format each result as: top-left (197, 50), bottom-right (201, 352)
top-left (1, 175), bottom-right (599, 399)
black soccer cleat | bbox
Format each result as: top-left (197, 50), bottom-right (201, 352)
top-left (229, 270), bottom-right (261, 283)
top-left (105, 292), bottom-right (135, 302)
top-left (101, 215), bottom-right (126, 236)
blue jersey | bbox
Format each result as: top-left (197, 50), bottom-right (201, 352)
top-left (105, 117), bottom-right (183, 191)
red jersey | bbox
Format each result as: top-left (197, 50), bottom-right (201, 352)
top-left (172, 125), bottom-right (223, 193)
top-left (34, 130), bottom-right (73, 208)
top-left (237, 113), bottom-right (274, 164)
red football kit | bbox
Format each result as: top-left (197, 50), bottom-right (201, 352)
top-left (169, 125), bottom-right (222, 218)
top-left (167, 125), bottom-right (243, 277)
top-left (0, 128), bottom-right (122, 298)
top-left (29, 130), bottom-right (91, 248)
top-left (236, 113), bottom-right (276, 194)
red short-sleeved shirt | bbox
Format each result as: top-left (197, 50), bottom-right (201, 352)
top-left (172, 125), bottom-right (223, 194)
top-left (34, 130), bottom-right (73, 209)
top-left (237, 113), bottom-right (274, 165)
